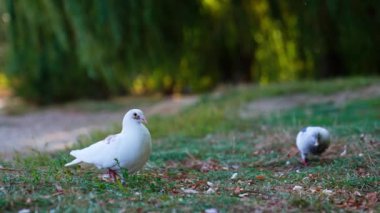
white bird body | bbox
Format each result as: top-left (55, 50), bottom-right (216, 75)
top-left (296, 126), bottom-right (330, 165)
top-left (65, 109), bottom-right (152, 175)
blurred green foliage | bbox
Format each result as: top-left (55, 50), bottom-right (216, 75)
top-left (3, 0), bottom-right (380, 104)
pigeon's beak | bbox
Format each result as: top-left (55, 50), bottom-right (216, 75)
top-left (141, 115), bottom-right (148, 124)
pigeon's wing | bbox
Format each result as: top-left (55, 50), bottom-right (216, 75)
top-left (69, 134), bottom-right (120, 168)
top-left (105, 134), bottom-right (116, 144)
top-left (296, 131), bottom-right (317, 153)
top-left (296, 132), bottom-right (306, 150)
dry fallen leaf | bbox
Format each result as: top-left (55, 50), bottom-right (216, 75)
top-left (205, 208), bottom-right (218, 213)
top-left (340, 145), bottom-right (347, 156)
top-left (275, 172), bottom-right (285, 177)
top-left (25, 198), bottom-right (32, 204)
top-left (191, 180), bottom-right (208, 190)
top-left (181, 188), bottom-right (199, 194)
top-left (182, 158), bottom-right (222, 173)
top-left (108, 199), bottom-right (116, 204)
top-left (322, 189), bottom-right (333, 196)
top-left (293, 185), bottom-right (303, 191)
top-left (55, 184), bottom-right (64, 193)
top-left (233, 186), bottom-right (242, 195)
top-left (230, 173), bottom-right (238, 180)
top-left (18, 209), bottom-right (30, 213)
top-left (205, 188), bottom-right (216, 194)
top-left (345, 196), bottom-right (362, 208)
top-left (286, 147), bottom-right (299, 158)
top-left (238, 193), bottom-right (249, 198)
top-left (99, 174), bottom-right (114, 182)
top-left (118, 208), bottom-right (128, 213)
top-left (255, 175), bottom-right (265, 181)
top-left (308, 173), bottom-right (317, 179)
top-left (365, 192), bottom-right (378, 208)
top-left (231, 164), bottom-right (240, 170)
top-left (356, 168), bottom-right (368, 177)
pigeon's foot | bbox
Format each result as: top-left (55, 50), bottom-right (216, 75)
top-left (121, 178), bottom-right (127, 186)
top-left (108, 169), bottom-right (119, 182)
top-left (301, 159), bottom-right (308, 166)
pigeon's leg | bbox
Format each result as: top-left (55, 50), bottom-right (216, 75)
top-left (107, 169), bottom-right (114, 180)
top-left (108, 169), bottom-right (119, 182)
top-left (301, 158), bottom-right (308, 166)
top-left (300, 153), bottom-right (308, 166)
top-left (120, 177), bottom-right (126, 186)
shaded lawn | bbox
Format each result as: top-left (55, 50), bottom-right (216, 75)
top-left (1, 77), bottom-right (379, 212)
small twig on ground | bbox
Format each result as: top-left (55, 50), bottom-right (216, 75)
top-left (186, 151), bottom-right (197, 160)
top-left (0, 167), bottom-right (23, 172)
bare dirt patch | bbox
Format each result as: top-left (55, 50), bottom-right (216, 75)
top-left (240, 84), bottom-right (380, 118)
top-left (0, 96), bottom-right (198, 159)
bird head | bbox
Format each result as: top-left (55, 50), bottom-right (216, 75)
top-left (124, 109), bottom-right (148, 126)
top-left (314, 127), bottom-right (330, 146)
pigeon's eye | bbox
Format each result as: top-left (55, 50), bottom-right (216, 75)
top-left (133, 112), bottom-right (137, 117)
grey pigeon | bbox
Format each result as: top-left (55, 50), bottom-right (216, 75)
top-left (296, 126), bottom-right (330, 166)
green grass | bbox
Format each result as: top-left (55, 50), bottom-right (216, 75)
top-left (1, 77), bottom-right (379, 212)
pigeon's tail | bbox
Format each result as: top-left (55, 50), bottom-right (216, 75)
top-left (65, 158), bottom-right (82, 167)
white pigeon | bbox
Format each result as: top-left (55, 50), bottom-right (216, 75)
top-left (296, 126), bottom-right (330, 166)
top-left (65, 109), bottom-right (152, 180)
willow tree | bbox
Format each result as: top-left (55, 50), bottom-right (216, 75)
top-left (5, 0), bottom-right (380, 104)
top-left (290, 0), bottom-right (380, 78)
top-left (6, 0), bottom-right (204, 103)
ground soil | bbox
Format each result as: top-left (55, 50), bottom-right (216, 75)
top-left (0, 95), bottom-right (198, 159)
top-left (1, 84), bottom-right (379, 159)
top-left (240, 84), bottom-right (380, 118)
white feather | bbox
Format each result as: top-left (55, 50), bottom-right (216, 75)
top-left (64, 158), bottom-right (81, 167)
top-left (65, 109), bottom-right (152, 174)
